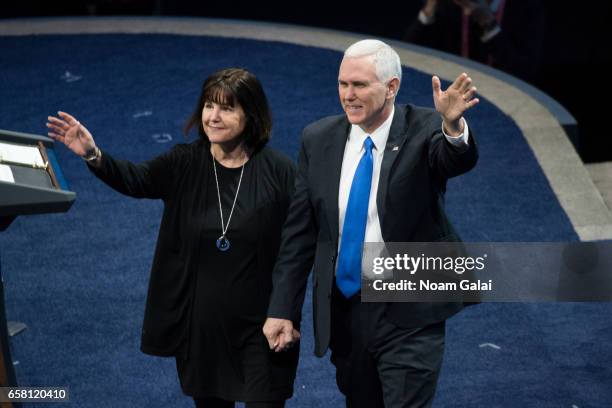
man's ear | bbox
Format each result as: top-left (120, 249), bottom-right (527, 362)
top-left (387, 77), bottom-right (400, 98)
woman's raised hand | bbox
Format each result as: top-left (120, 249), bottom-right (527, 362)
top-left (47, 111), bottom-right (96, 158)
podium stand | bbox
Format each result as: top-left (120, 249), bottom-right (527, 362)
top-left (0, 129), bottom-right (75, 407)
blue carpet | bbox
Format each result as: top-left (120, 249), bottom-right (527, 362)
top-left (0, 33), bottom-right (609, 407)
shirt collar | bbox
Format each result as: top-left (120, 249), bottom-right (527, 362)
top-left (348, 105), bottom-right (395, 151)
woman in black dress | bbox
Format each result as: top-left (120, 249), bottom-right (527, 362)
top-left (46, 68), bottom-right (299, 408)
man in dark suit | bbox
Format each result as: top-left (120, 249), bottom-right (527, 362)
top-left (263, 39), bottom-right (479, 407)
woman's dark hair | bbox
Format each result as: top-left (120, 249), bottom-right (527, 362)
top-left (184, 68), bottom-right (272, 152)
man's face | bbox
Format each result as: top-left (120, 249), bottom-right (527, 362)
top-left (338, 56), bottom-right (393, 133)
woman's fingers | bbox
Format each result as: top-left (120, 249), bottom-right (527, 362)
top-left (46, 122), bottom-right (65, 135)
top-left (57, 111), bottom-right (79, 126)
top-left (47, 116), bottom-right (68, 128)
top-left (47, 114), bottom-right (79, 145)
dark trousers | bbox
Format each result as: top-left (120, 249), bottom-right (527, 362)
top-left (329, 283), bottom-right (446, 408)
top-left (194, 397), bottom-right (285, 408)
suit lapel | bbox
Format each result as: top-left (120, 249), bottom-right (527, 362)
top-left (324, 119), bottom-right (350, 250)
top-left (377, 105), bottom-right (410, 228)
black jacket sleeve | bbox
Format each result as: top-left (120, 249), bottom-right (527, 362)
top-left (87, 144), bottom-right (188, 200)
top-left (267, 133), bottom-right (317, 324)
top-left (428, 117), bottom-right (478, 181)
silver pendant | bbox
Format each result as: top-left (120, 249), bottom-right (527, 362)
top-left (216, 235), bottom-right (230, 252)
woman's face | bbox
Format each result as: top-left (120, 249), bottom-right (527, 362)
top-left (202, 100), bottom-right (246, 146)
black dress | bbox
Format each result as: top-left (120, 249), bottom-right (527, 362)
top-left (88, 140), bottom-right (298, 401)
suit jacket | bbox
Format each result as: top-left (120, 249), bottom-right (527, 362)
top-left (268, 104), bottom-right (478, 357)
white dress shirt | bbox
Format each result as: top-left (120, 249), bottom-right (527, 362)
top-left (336, 106), bottom-right (470, 275)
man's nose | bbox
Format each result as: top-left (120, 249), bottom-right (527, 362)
top-left (345, 85), bottom-right (357, 100)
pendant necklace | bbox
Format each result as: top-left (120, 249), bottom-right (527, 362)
top-left (212, 152), bottom-right (245, 252)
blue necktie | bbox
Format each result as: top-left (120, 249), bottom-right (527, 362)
top-left (336, 136), bottom-right (374, 298)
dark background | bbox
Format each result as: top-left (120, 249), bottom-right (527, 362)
top-left (2, 0), bottom-right (611, 162)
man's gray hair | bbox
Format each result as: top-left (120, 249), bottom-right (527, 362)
top-left (344, 39), bottom-right (402, 85)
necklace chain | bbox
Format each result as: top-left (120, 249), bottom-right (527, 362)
top-left (212, 152), bottom-right (245, 238)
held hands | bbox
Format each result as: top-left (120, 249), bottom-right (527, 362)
top-left (432, 73), bottom-right (479, 136)
top-left (263, 317), bottom-right (301, 352)
top-left (46, 111), bottom-right (97, 158)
